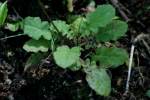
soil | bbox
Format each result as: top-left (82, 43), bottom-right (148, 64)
top-left (0, 0), bottom-right (150, 100)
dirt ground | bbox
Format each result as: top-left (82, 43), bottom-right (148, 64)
top-left (0, 0), bottom-right (150, 100)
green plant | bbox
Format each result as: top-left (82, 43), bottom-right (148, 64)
top-left (0, 1), bottom-right (8, 27)
top-left (3, 4), bottom-right (129, 96)
top-left (146, 89), bottom-right (150, 98)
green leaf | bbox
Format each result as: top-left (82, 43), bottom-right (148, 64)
top-left (96, 20), bottom-right (128, 42)
top-left (53, 45), bottom-right (81, 69)
top-left (93, 47), bottom-right (128, 68)
top-left (83, 61), bottom-right (111, 96)
top-left (23, 17), bottom-right (51, 40)
top-left (23, 38), bottom-right (51, 52)
top-left (0, 1), bottom-right (8, 27)
top-left (50, 20), bottom-right (72, 38)
top-left (146, 89), bottom-right (150, 98)
top-left (6, 22), bottom-right (20, 32)
top-left (70, 17), bottom-right (90, 36)
top-left (68, 60), bottom-right (82, 71)
top-left (86, 68), bottom-right (111, 96)
top-left (67, 0), bottom-right (73, 12)
top-left (86, 4), bottom-right (115, 32)
top-left (70, 17), bottom-right (84, 34)
top-left (24, 52), bottom-right (47, 71)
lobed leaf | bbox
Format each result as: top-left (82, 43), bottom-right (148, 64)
top-left (23, 17), bottom-right (51, 40)
top-left (23, 38), bottom-right (51, 52)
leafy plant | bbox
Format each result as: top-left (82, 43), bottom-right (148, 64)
top-left (5, 4), bottom-right (129, 96)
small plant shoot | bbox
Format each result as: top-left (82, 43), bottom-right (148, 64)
top-left (22, 4), bottom-right (128, 96)
top-left (1, 3), bottom-right (129, 97)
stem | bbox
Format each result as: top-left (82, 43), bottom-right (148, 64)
top-left (0, 34), bottom-right (25, 40)
top-left (37, 0), bottom-right (60, 33)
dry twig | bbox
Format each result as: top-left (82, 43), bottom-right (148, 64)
top-left (125, 33), bottom-right (149, 94)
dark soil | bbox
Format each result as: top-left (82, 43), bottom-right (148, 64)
top-left (0, 0), bottom-right (150, 100)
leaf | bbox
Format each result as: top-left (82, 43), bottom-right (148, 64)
top-left (86, 68), bottom-right (111, 96)
top-left (70, 17), bottom-right (90, 36)
top-left (0, 1), bottom-right (8, 27)
top-left (50, 20), bottom-right (73, 38)
top-left (23, 38), bottom-right (51, 52)
top-left (86, 1), bottom-right (96, 12)
top-left (84, 61), bottom-right (111, 96)
top-left (6, 22), bottom-right (20, 32)
top-left (53, 45), bottom-right (81, 69)
top-left (67, 0), bottom-right (73, 12)
top-left (86, 4), bottom-right (115, 32)
top-left (23, 17), bottom-right (51, 40)
top-left (68, 60), bottom-right (82, 71)
top-left (70, 17), bottom-right (84, 34)
top-left (24, 52), bottom-right (47, 71)
top-left (93, 47), bottom-right (128, 68)
top-left (146, 90), bottom-right (150, 98)
top-left (96, 20), bottom-right (128, 42)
